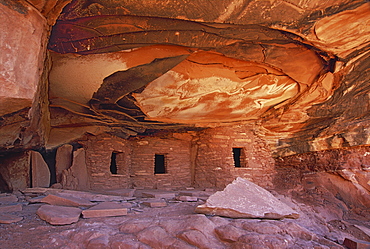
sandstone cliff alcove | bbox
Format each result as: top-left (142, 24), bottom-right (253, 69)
top-left (0, 1), bottom-right (369, 247)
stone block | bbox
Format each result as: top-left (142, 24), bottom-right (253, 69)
top-left (101, 189), bottom-right (136, 197)
top-left (0, 203), bottom-right (22, 213)
top-left (142, 199), bottom-right (167, 208)
top-left (120, 202), bottom-right (133, 208)
top-left (22, 187), bottom-right (49, 194)
top-left (179, 190), bottom-right (212, 197)
top-left (343, 238), bottom-right (370, 249)
top-left (0, 195), bottom-right (18, 204)
top-left (82, 202), bottom-right (128, 218)
top-left (0, 214), bottom-right (23, 224)
top-left (27, 196), bottom-right (45, 203)
top-left (46, 189), bottom-right (127, 202)
top-left (36, 205), bottom-right (81, 225)
top-left (142, 191), bottom-right (176, 199)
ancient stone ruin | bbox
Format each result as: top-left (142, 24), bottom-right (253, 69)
top-left (0, 0), bottom-right (369, 248)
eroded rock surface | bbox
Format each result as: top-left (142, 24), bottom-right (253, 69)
top-left (82, 202), bottom-right (127, 218)
top-left (36, 204), bottom-right (81, 225)
top-left (0, 181), bottom-right (368, 248)
top-left (40, 0), bottom-right (369, 158)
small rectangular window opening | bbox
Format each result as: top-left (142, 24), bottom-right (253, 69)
top-left (233, 148), bottom-right (245, 168)
top-left (110, 152), bottom-right (118, 174)
top-left (154, 154), bottom-right (166, 174)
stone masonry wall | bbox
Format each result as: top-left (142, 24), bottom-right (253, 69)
top-left (130, 133), bottom-right (192, 189)
top-left (194, 125), bottom-right (275, 189)
top-left (81, 134), bottom-right (132, 190)
top-left (79, 126), bottom-right (274, 190)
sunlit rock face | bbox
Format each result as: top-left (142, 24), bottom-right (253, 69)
top-left (1, 0), bottom-right (368, 156)
top-left (45, 0), bottom-right (370, 155)
top-left (134, 51), bottom-right (299, 123)
top-left (0, 2), bottom-right (46, 116)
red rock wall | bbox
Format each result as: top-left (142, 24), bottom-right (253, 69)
top-left (81, 134), bottom-right (132, 190)
top-left (194, 125), bottom-right (275, 189)
top-left (81, 133), bottom-right (193, 190)
top-left (0, 1), bottom-right (47, 115)
top-left (274, 145), bottom-right (370, 189)
top-left (0, 152), bottom-right (30, 192)
top-left (79, 126), bottom-right (275, 190)
top-left (130, 135), bottom-right (192, 189)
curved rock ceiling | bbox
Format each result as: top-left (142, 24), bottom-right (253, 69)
top-left (1, 0), bottom-right (368, 156)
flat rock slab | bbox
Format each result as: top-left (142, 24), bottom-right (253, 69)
top-left (0, 195), bottom-right (18, 204)
top-left (0, 214), bottom-right (23, 224)
top-left (82, 202), bottom-right (128, 218)
top-left (22, 188), bottom-right (49, 194)
top-left (100, 189), bottom-right (136, 197)
top-left (141, 191), bottom-right (176, 199)
top-left (47, 189), bottom-right (127, 202)
top-left (142, 199), bottom-right (167, 208)
top-left (343, 238), bottom-right (370, 249)
top-left (0, 204), bottom-right (23, 213)
top-left (120, 202), bottom-right (133, 208)
top-left (23, 188), bottom-right (130, 201)
top-left (37, 205), bottom-right (81, 225)
top-left (195, 177), bottom-right (299, 219)
top-left (40, 194), bottom-right (95, 208)
top-left (27, 196), bottom-right (45, 203)
top-left (179, 190), bottom-right (213, 198)
top-left (31, 151), bottom-right (50, 188)
top-left (177, 196), bottom-right (198, 202)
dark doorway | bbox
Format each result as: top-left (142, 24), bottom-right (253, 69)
top-left (233, 148), bottom-right (245, 168)
top-left (154, 154), bottom-right (166, 174)
top-left (110, 152), bottom-right (118, 174)
top-left (0, 172), bottom-right (10, 193)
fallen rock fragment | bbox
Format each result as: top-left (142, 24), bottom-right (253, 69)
top-left (0, 214), bottom-right (23, 224)
top-left (47, 189), bottom-right (127, 202)
top-left (0, 203), bottom-right (22, 213)
top-left (31, 151), bottom-right (51, 188)
top-left (27, 196), bottom-right (45, 203)
top-left (179, 190), bottom-right (213, 201)
top-left (0, 195), bottom-right (18, 204)
top-left (82, 202), bottom-right (128, 218)
top-left (22, 188), bottom-right (49, 194)
top-left (343, 238), bottom-right (370, 249)
top-left (177, 196), bottom-right (198, 202)
top-left (179, 190), bottom-right (213, 197)
top-left (120, 202), bottom-right (133, 208)
top-left (36, 205), bottom-right (81, 225)
top-left (100, 189), bottom-right (136, 197)
top-left (142, 199), bottom-right (167, 208)
top-left (40, 194), bottom-right (95, 208)
top-left (141, 191), bottom-right (176, 199)
top-left (195, 177), bottom-right (299, 219)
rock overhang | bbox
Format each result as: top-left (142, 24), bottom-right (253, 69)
top-left (47, 7), bottom-right (334, 126)
top-left (0, 0), bottom-right (368, 156)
